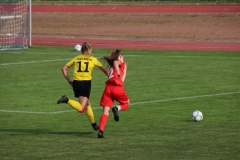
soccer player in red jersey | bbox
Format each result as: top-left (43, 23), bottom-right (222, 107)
top-left (98, 49), bottom-right (130, 138)
top-left (57, 42), bottom-right (108, 131)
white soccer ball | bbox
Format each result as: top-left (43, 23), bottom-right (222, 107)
top-left (74, 44), bottom-right (81, 51)
top-left (191, 110), bottom-right (203, 122)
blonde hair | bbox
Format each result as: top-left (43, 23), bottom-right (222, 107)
top-left (81, 42), bottom-right (92, 55)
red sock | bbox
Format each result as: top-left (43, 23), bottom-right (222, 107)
top-left (99, 114), bottom-right (108, 132)
top-left (120, 103), bottom-right (129, 111)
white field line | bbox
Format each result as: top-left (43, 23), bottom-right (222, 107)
top-left (161, 56), bottom-right (240, 59)
top-left (0, 55), bottom-right (138, 66)
top-left (1, 51), bottom-right (239, 59)
top-left (0, 52), bottom-right (53, 54)
top-left (1, 55), bottom-right (239, 66)
top-left (130, 91), bottom-right (240, 105)
top-left (0, 91), bottom-right (239, 114)
top-left (1, 59), bottom-right (70, 65)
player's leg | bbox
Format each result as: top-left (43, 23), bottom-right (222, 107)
top-left (98, 85), bottom-right (113, 138)
top-left (57, 95), bottom-right (84, 111)
top-left (57, 80), bottom-right (85, 111)
top-left (79, 96), bottom-right (89, 113)
top-left (84, 100), bottom-right (99, 131)
top-left (98, 106), bottom-right (111, 138)
top-left (68, 98), bottom-right (84, 111)
top-left (78, 80), bottom-right (99, 130)
top-left (116, 98), bottom-right (130, 111)
top-left (112, 86), bottom-right (130, 122)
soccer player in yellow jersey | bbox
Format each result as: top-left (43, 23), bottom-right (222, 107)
top-left (57, 42), bottom-right (108, 131)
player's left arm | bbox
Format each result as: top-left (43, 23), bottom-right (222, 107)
top-left (95, 57), bottom-right (109, 77)
top-left (113, 60), bottom-right (121, 78)
top-left (98, 66), bottom-right (109, 77)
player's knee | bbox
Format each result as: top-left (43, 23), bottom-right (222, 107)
top-left (127, 99), bottom-right (130, 106)
top-left (103, 106), bottom-right (111, 115)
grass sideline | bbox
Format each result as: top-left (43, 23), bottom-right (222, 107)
top-left (0, 46), bottom-right (239, 159)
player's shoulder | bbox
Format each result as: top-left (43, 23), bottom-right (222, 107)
top-left (120, 60), bottom-right (125, 66)
top-left (113, 59), bottom-right (122, 64)
top-left (73, 54), bottom-right (82, 59)
top-left (90, 55), bottom-right (97, 60)
top-left (91, 56), bottom-right (102, 63)
top-left (74, 54), bottom-right (93, 60)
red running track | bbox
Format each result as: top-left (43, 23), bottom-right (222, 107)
top-left (32, 4), bottom-right (240, 13)
top-left (31, 5), bottom-right (240, 51)
top-left (33, 37), bottom-right (240, 51)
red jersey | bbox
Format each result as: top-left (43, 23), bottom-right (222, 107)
top-left (105, 61), bottom-right (125, 87)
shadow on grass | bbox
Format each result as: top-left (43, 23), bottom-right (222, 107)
top-left (185, 119), bottom-right (194, 122)
top-left (0, 129), bottom-right (93, 136)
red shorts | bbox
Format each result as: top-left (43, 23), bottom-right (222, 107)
top-left (100, 85), bottom-right (129, 107)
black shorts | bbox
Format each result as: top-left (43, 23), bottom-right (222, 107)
top-left (72, 80), bottom-right (91, 98)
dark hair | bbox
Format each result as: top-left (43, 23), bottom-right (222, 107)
top-left (81, 42), bottom-right (92, 54)
top-left (102, 49), bottom-right (123, 66)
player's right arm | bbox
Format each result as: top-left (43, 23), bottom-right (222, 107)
top-left (61, 65), bottom-right (73, 86)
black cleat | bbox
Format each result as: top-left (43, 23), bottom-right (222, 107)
top-left (112, 107), bottom-right (119, 122)
top-left (57, 95), bottom-right (69, 104)
top-left (98, 130), bottom-right (104, 138)
top-left (92, 123), bottom-right (99, 131)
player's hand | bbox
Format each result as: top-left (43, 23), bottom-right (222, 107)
top-left (117, 74), bottom-right (122, 79)
top-left (68, 80), bottom-right (73, 87)
top-left (124, 62), bottom-right (128, 68)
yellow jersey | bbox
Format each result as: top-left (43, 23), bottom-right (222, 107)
top-left (66, 54), bottom-right (103, 81)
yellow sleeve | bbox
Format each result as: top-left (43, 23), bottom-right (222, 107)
top-left (93, 57), bottom-right (103, 67)
top-left (66, 58), bottom-right (75, 67)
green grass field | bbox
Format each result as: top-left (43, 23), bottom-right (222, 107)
top-left (0, 46), bottom-right (239, 159)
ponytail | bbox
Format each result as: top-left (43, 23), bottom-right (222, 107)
top-left (81, 42), bottom-right (92, 54)
top-left (102, 49), bottom-right (123, 66)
